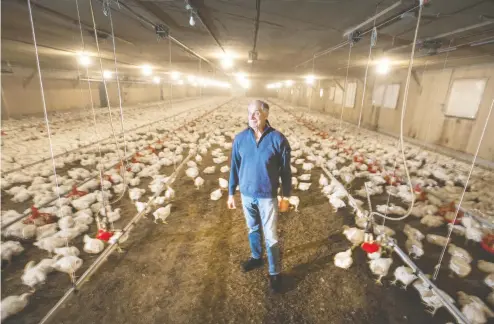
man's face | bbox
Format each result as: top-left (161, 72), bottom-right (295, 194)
top-left (248, 104), bottom-right (268, 130)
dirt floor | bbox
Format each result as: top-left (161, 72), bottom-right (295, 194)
top-left (3, 102), bottom-right (493, 324)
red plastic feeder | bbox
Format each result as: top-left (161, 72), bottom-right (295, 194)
top-left (361, 242), bottom-right (380, 254)
top-left (444, 210), bottom-right (464, 225)
top-left (96, 229), bottom-right (113, 242)
top-left (481, 234), bottom-right (494, 254)
top-left (66, 185), bottom-right (88, 198)
top-left (23, 206), bottom-right (56, 225)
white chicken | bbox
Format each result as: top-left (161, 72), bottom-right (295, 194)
top-left (129, 188), bottom-right (145, 201)
top-left (334, 249), bottom-right (353, 269)
top-left (403, 224), bottom-right (425, 241)
top-left (203, 166), bottom-right (215, 174)
top-left (34, 236), bottom-right (66, 255)
top-left (1, 240), bottom-right (24, 263)
top-left (391, 266), bottom-right (417, 289)
top-left (369, 258), bottom-right (393, 284)
top-left (54, 246), bottom-right (80, 257)
top-left (478, 260), bottom-right (494, 273)
top-left (426, 234), bottom-right (448, 247)
top-left (218, 178), bottom-right (228, 190)
top-left (329, 195), bottom-right (346, 211)
top-left (194, 177), bottom-right (205, 189)
top-left (288, 196), bottom-right (300, 212)
top-left (83, 235), bottom-right (105, 254)
top-left (449, 256), bottom-right (472, 278)
top-left (164, 187), bottom-right (175, 201)
top-left (186, 167), bottom-right (199, 179)
top-left (298, 174), bottom-right (311, 181)
top-left (376, 204), bottom-right (407, 216)
top-left (420, 215), bottom-right (444, 228)
top-left (220, 165), bottom-right (230, 173)
top-left (298, 182), bottom-right (311, 191)
top-left (21, 258), bottom-right (57, 289)
top-left (3, 222), bottom-right (37, 240)
top-left (153, 204), bottom-right (172, 224)
top-left (342, 226), bottom-right (364, 247)
top-left (447, 244), bottom-right (472, 263)
top-left (1, 293), bottom-right (32, 321)
top-left (210, 189), bottom-right (223, 201)
top-left (52, 255), bottom-right (83, 282)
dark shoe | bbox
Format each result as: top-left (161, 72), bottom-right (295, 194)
top-left (269, 274), bottom-right (282, 293)
top-left (242, 258), bottom-right (263, 272)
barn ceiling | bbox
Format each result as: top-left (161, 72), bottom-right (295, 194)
top-left (2, 0), bottom-right (494, 84)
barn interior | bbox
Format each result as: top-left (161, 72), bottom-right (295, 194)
top-left (1, 0), bottom-right (494, 323)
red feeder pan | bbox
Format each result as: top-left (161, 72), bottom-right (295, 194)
top-left (96, 229), bottom-right (113, 242)
top-left (481, 234), bottom-right (494, 254)
top-left (361, 242), bottom-right (380, 254)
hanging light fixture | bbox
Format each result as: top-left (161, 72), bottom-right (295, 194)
top-left (153, 76), bottom-right (161, 84)
top-left (77, 52), bottom-right (91, 67)
top-left (305, 75), bottom-right (315, 85)
top-left (376, 58), bottom-right (390, 75)
top-left (141, 64), bottom-right (153, 76)
top-left (103, 70), bottom-right (113, 79)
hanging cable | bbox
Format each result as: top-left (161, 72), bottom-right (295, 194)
top-left (357, 2), bottom-right (381, 129)
top-left (88, 0), bottom-right (128, 208)
top-left (368, 0), bottom-right (425, 222)
top-left (75, 0), bottom-right (109, 230)
top-left (104, 1), bottom-right (129, 205)
top-left (339, 43), bottom-right (352, 130)
top-left (308, 55), bottom-right (315, 112)
top-left (26, 0), bottom-right (66, 220)
top-left (432, 98), bottom-right (493, 280)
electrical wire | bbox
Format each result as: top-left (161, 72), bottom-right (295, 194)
top-left (432, 98), bottom-right (494, 280)
top-left (368, 1), bottom-right (424, 222)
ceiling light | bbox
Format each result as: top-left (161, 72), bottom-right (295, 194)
top-left (187, 75), bottom-right (196, 83)
top-left (189, 14), bottom-right (196, 26)
top-left (376, 58), bottom-right (390, 75)
top-left (77, 52), bottom-right (91, 67)
top-left (221, 55), bottom-right (234, 69)
top-left (285, 80), bottom-right (294, 87)
top-left (239, 78), bottom-right (251, 89)
top-left (153, 76), bottom-right (161, 84)
top-left (103, 70), bottom-right (113, 79)
top-left (319, 89), bottom-right (324, 97)
top-left (171, 71), bottom-right (181, 80)
top-left (141, 64), bottom-right (152, 76)
top-left (305, 75), bottom-right (315, 85)
top-left (235, 72), bottom-right (247, 80)
top-left (247, 59), bottom-right (253, 64)
top-left (177, 80), bottom-right (184, 85)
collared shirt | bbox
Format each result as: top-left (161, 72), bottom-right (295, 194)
top-left (228, 122), bottom-right (292, 198)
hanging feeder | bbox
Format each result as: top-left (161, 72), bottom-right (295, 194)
top-left (22, 206), bottom-right (56, 225)
top-left (96, 229), bottom-right (114, 242)
top-left (481, 234), bottom-right (494, 254)
top-left (66, 185), bottom-right (88, 198)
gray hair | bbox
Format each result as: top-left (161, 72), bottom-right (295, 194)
top-left (248, 100), bottom-right (270, 112)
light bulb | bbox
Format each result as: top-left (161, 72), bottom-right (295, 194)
top-left (103, 70), bottom-right (113, 79)
top-left (285, 80), bottom-right (294, 87)
top-left (305, 75), bottom-right (315, 85)
top-left (141, 64), bottom-right (152, 76)
top-left (153, 76), bottom-right (161, 84)
top-left (77, 52), bottom-right (91, 67)
top-left (171, 71), bottom-right (180, 80)
top-left (376, 58), bottom-right (390, 75)
top-left (189, 14), bottom-right (195, 26)
top-left (221, 56), bottom-right (234, 69)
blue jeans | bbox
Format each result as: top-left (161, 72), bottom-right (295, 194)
top-left (241, 194), bottom-right (281, 275)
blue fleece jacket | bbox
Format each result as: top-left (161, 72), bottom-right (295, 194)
top-left (228, 123), bottom-right (292, 198)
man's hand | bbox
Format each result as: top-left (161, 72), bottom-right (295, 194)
top-left (227, 195), bottom-right (236, 209)
top-left (279, 197), bottom-right (290, 213)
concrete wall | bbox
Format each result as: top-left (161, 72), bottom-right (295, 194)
top-left (1, 74), bottom-right (224, 117)
top-left (277, 63), bottom-right (494, 162)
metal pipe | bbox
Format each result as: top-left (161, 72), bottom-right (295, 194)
top-left (37, 151), bottom-right (194, 324)
top-left (2, 99), bottom-right (232, 229)
top-left (252, 0), bottom-right (262, 53)
top-left (391, 241), bottom-right (469, 324)
top-left (295, 3), bottom-right (421, 68)
top-left (343, 0), bottom-right (402, 37)
top-left (387, 20), bottom-right (494, 53)
top-left (194, 10), bottom-right (226, 54)
top-left (116, 0), bottom-right (219, 71)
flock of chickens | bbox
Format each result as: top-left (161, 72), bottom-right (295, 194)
top-left (1, 97), bottom-right (494, 323)
top-left (270, 99), bottom-right (494, 324)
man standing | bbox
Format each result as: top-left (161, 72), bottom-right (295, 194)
top-left (227, 100), bottom-right (292, 293)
